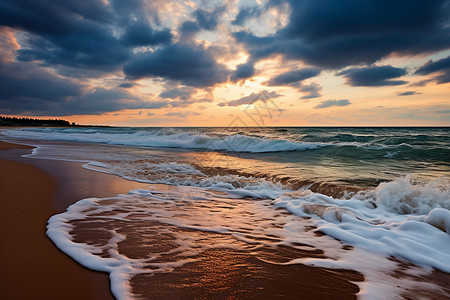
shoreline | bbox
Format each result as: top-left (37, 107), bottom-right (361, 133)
top-left (1, 138), bottom-right (448, 299)
top-left (0, 140), bottom-right (364, 299)
top-left (0, 141), bottom-right (148, 299)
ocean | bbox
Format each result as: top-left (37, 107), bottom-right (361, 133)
top-left (2, 127), bottom-right (449, 299)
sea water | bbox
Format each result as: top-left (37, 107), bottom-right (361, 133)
top-left (1, 127), bottom-right (449, 299)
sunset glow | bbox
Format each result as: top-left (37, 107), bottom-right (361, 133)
top-left (0, 0), bottom-right (449, 126)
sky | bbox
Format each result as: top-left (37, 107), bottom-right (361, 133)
top-left (0, 0), bottom-right (449, 126)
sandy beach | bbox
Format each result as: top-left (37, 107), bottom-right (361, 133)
top-left (0, 141), bottom-right (148, 299)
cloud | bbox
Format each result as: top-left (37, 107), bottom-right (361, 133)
top-left (415, 56), bottom-right (450, 75)
top-left (180, 6), bottom-right (226, 40)
top-left (300, 82), bottom-right (321, 99)
top-left (314, 99), bottom-right (351, 109)
top-left (234, 0), bottom-right (450, 69)
top-left (0, 28), bottom-right (171, 116)
top-left (0, 65), bottom-right (169, 115)
top-left (415, 56), bottom-right (450, 84)
top-left (164, 111), bottom-right (201, 118)
top-left (409, 79), bottom-right (434, 87)
top-left (121, 22), bottom-right (172, 46)
top-left (1, 1), bottom-right (128, 73)
top-left (230, 62), bottom-right (255, 82)
top-left (0, 62), bottom-right (86, 115)
top-left (124, 43), bottom-right (230, 87)
top-left (0, 0), bottom-right (174, 75)
top-left (263, 67), bottom-right (322, 98)
top-left (61, 88), bottom-right (169, 115)
top-left (220, 90), bottom-right (282, 106)
top-left (338, 66), bottom-right (407, 86)
top-left (169, 98), bottom-right (212, 108)
top-left (0, 0), bottom-right (112, 34)
top-left (118, 82), bottom-right (137, 88)
top-left (17, 29), bottom-right (129, 74)
top-left (159, 86), bottom-right (196, 100)
top-left (232, 6), bottom-right (263, 26)
top-left (266, 68), bottom-right (321, 86)
top-left (0, 64), bottom-right (85, 103)
top-left (1, 0), bottom-right (449, 119)
top-left (397, 91), bottom-right (420, 96)
top-left (194, 7), bottom-right (225, 31)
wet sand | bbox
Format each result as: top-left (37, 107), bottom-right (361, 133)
top-left (68, 190), bottom-right (365, 300)
top-left (0, 141), bottom-right (112, 299)
top-left (0, 140), bottom-right (366, 299)
top-left (0, 141), bottom-right (148, 300)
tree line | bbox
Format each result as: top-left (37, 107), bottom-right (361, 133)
top-left (0, 116), bottom-right (76, 127)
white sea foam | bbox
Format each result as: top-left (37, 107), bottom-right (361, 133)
top-left (47, 198), bottom-right (136, 299)
top-left (47, 184), bottom-right (449, 300)
top-left (373, 175), bottom-right (450, 214)
top-left (424, 207), bottom-right (450, 233)
top-left (274, 176), bottom-right (450, 273)
top-left (83, 160), bottom-right (288, 199)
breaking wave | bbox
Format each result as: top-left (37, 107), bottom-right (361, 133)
top-left (2, 128), bottom-right (322, 153)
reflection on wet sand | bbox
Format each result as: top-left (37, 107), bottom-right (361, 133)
top-left (66, 185), bottom-right (364, 299)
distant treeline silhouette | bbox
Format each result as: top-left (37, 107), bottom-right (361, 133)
top-left (0, 116), bottom-right (75, 127)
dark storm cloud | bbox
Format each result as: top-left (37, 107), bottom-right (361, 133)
top-left (194, 7), bottom-right (225, 31)
top-left (0, 63), bottom-right (84, 102)
top-left (61, 88), bottom-right (169, 115)
top-left (0, 29), bottom-right (167, 117)
top-left (0, 60), bottom-right (85, 115)
top-left (0, 0), bottom-right (129, 72)
top-left (16, 30), bottom-right (129, 73)
top-left (415, 56), bottom-right (450, 84)
top-left (180, 6), bottom-right (225, 39)
top-left (159, 86), bottom-right (196, 100)
top-left (123, 43), bottom-right (229, 87)
top-left (0, 66), bottom-right (169, 115)
top-left (0, 0), bottom-right (228, 116)
top-left (314, 99), bottom-right (351, 109)
top-left (266, 68), bottom-right (321, 86)
top-left (0, 0), bottom-right (173, 74)
top-left (121, 22), bottom-right (172, 46)
top-left (179, 21), bottom-right (200, 40)
top-left (0, 0), bottom-right (112, 34)
top-left (234, 0), bottom-right (450, 69)
top-left (230, 62), bottom-right (255, 82)
top-left (338, 66), bottom-right (408, 86)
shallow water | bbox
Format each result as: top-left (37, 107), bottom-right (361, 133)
top-left (47, 184), bottom-right (449, 299)
top-left (3, 127), bottom-right (449, 186)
